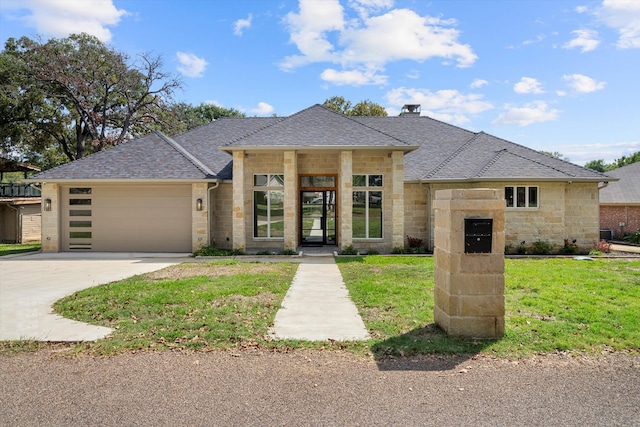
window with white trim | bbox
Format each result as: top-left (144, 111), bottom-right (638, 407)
top-left (352, 174), bottom-right (383, 239)
top-left (253, 174), bottom-right (284, 238)
top-left (505, 186), bottom-right (538, 208)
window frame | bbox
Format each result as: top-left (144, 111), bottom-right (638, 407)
top-left (253, 173), bottom-right (285, 240)
top-left (505, 185), bottom-right (539, 209)
top-left (352, 174), bottom-right (383, 239)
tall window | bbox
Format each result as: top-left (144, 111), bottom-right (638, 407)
top-left (254, 174), bottom-right (284, 238)
top-left (352, 174), bottom-right (383, 239)
top-left (505, 186), bottom-right (538, 208)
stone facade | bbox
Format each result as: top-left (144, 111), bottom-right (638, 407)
top-left (40, 183), bottom-right (59, 252)
top-left (433, 188), bottom-right (505, 338)
top-left (191, 182), bottom-right (208, 252)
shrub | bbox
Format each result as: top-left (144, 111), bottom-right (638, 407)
top-left (193, 246), bottom-right (245, 257)
top-left (531, 240), bottom-right (554, 255)
top-left (391, 247), bottom-right (406, 254)
top-left (366, 249), bottom-right (380, 256)
top-left (280, 248), bottom-right (298, 255)
top-left (624, 230), bottom-right (640, 244)
top-left (406, 235), bottom-right (423, 248)
top-left (341, 245), bottom-right (359, 255)
top-left (559, 239), bottom-right (579, 255)
top-left (594, 239), bottom-right (611, 253)
top-left (516, 241), bottom-right (527, 254)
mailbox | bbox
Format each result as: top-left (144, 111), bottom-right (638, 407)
top-left (464, 218), bottom-right (493, 253)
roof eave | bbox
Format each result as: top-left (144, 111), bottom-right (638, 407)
top-left (23, 178), bottom-right (220, 184)
top-left (220, 145), bottom-right (419, 154)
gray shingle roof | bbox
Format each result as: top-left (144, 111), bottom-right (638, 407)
top-left (29, 104), bottom-right (611, 183)
top-left (32, 132), bottom-right (215, 180)
top-left (599, 161), bottom-right (640, 204)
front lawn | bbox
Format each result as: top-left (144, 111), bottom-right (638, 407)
top-left (3, 256), bottom-right (639, 358)
top-left (0, 243), bottom-right (41, 256)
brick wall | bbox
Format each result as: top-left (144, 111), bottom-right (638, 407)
top-left (600, 205), bottom-right (640, 239)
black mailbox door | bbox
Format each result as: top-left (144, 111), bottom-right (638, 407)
top-left (465, 218), bottom-right (493, 253)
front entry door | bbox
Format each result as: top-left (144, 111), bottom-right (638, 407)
top-left (301, 190), bottom-right (336, 246)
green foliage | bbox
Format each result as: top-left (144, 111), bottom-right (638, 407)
top-left (558, 239), bottom-right (580, 255)
top-left (1, 34), bottom-right (181, 166)
top-left (340, 245), bottom-right (359, 255)
top-left (323, 96), bottom-right (387, 116)
top-left (193, 246), bottom-right (245, 257)
top-left (391, 246), bottom-right (406, 254)
top-left (584, 151), bottom-right (640, 172)
top-left (624, 230), bottom-right (640, 244)
top-left (365, 249), bottom-right (380, 256)
top-left (279, 248), bottom-right (298, 255)
top-left (531, 240), bottom-right (554, 255)
top-left (159, 102), bottom-right (245, 136)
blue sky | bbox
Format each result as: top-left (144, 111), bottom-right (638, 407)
top-left (1, 0), bottom-right (638, 165)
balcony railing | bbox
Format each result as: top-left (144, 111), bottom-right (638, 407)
top-left (0, 184), bottom-right (41, 198)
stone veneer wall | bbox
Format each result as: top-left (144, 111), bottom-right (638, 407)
top-left (433, 188), bottom-right (505, 338)
top-left (211, 182), bottom-right (233, 249)
top-left (408, 181), bottom-right (601, 251)
top-left (600, 205), bottom-right (640, 239)
top-left (40, 183), bottom-right (59, 252)
top-left (191, 183), bottom-right (209, 252)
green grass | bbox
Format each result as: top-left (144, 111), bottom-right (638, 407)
top-left (2, 256), bottom-right (639, 359)
top-left (337, 256), bottom-right (640, 358)
top-left (0, 243), bottom-right (41, 256)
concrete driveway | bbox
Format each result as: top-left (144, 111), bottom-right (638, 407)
top-left (0, 252), bottom-right (190, 341)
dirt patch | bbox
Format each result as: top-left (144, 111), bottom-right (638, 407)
top-left (145, 263), bottom-right (283, 281)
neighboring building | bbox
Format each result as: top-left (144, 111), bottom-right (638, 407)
top-left (0, 158), bottom-right (42, 243)
top-left (599, 161), bottom-right (640, 239)
top-left (28, 104), bottom-right (609, 253)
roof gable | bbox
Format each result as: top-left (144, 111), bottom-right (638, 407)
top-left (599, 161), bottom-right (640, 204)
top-left (223, 104), bottom-right (413, 149)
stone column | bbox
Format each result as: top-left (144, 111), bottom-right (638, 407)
top-left (283, 150), bottom-right (298, 250)
top-left (232, 150), bottom-right (246, 251)
top-left (191, 182), bottom-right (208, 252)
top-left (340, 150), bottom-right (353, 249)
top-left (391, 151), bottom-right (405, 249)
top-left (40, 183), bottom-right (59, 252)
top-left (433, 188), bottom-right (505, 338)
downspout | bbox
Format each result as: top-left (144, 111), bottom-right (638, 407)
top-left (207, 182), bottom-right (220, 246)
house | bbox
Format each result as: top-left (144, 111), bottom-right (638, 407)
top-left (0, 158), bottom-right (42, 243)
top-left (27, 104), bottom-right (609, 253)
top-left (599, 161), bottom-right (640, 239)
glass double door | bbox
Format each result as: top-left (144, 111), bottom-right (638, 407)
top-left (301, 190), bottom-right (336, 246)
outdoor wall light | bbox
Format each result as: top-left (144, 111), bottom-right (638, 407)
top-left (44, 198), bottom-right (51, 211)
top-left (196, 198), bottom-right (203, 211)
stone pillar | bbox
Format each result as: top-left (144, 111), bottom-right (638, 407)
top-left (232, 151), bottom-right (246, 251)
top-left (191, 182), bottom-right (208, 252)
top-left (283, 150), bottom-right (298, 250)
top-left (340, 150), bottom-right (353, 249)
top-left (433, 188), bottom-right (505, 338)
top-left (391, 151), bottom-right (405, 249)
top-left (40, 183), bottom-right (59, 252)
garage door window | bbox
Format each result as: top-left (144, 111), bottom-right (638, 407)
top-left (68, 188), bottom-right (92, 250)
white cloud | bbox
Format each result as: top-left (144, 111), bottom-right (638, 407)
top-left (576, 6), bottom-right (589, 14)
top-left (176, 52), bottom-right (208, 78)
top-left (234, 13), bottom-right (253, 36)
top-left (563, 74), bottom-right (606, 93)
top-left (280, 1), bottom-right (477, 85)
top-left (386, 87), bottom-right (493, 124)
top-left (470, 79), bottom-right (488, 89)
top-left (555, 140), bottom-right (640, 165)
top-left (556, 90), bottom-right (568, 97)
top-left (250, 102), bottom-right (274, 115)
top-left (321, 68), bottom-right (387, 85)
top-left (492, 101), bottom-right (560, 126)
top-left (596, 0), bottom-right (640, 48)
top-left (0, 0), bottom-right (127, 41)
top-left (406, 69), bottom-right (420, 79)
top-left (513, 77), bottom-right (544, 94)
top-left (563, 29), bottom-right (600, 52)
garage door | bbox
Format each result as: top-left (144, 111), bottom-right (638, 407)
top-left (61, 185), bottom-right (192, 252)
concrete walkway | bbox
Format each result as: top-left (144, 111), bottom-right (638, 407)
top-left (0, 252), bottom-right (189, 341)
top-left (271, 257), bottom-right (369, 341)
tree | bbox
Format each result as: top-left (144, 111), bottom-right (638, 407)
top-left (0, 34), bottom-right (182, 166)
top-left (540, 151), bottom-right (570, 162)
top-left (584, 151), bottom-right (640, 172)
top-left (157, 102), bottom-right (245, 135)
top-left (323, 96), bottom-right (387, 116)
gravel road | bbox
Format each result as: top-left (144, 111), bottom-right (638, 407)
top-left (1, 350), bottom-right (639, 426)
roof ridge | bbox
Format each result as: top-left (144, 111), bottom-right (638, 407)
top-left (155, 131), bottom-right (216, 177)
top-left (476, 149), bottom-right (507, 177)
top-left (223, 116), bottom-right (288, 146)
top-left (339, 108), bottom-right (414, 147)
top-left (423, 132), bottom-right (482, 179)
